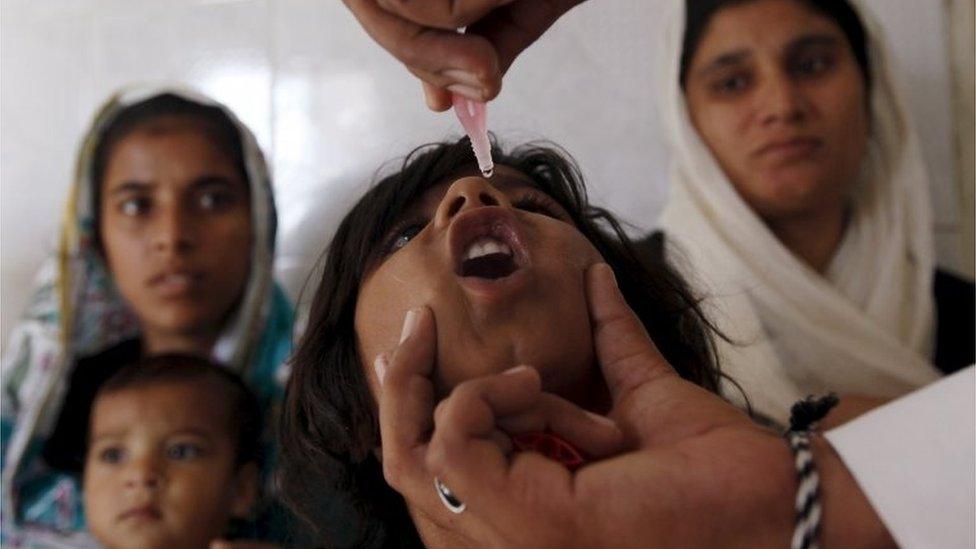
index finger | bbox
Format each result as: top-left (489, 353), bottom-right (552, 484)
top-left (426, 370), bottom-right (577, 536)
top-left (377, 0), bottom-right (517, 29)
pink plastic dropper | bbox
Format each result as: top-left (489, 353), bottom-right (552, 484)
top-left (452, 94), bottom-right (493, 178)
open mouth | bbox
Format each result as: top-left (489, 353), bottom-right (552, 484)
top-left (450, 208), bottom-right (527, 282)
top-left (459, 237), bottom-right (518, 279)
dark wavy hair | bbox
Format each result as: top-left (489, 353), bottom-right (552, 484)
top-left (279, 138), bottom-right (724, 547)
top-left (680, 0), bottom-right (871, 88)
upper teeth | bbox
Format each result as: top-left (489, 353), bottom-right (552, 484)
top-left (463, 237), bottom-right (512, 261)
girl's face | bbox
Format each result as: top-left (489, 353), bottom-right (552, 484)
top-left (99, 118), bottom-right (252, 349)
top-left (684, 0), bottom-right (869, 223)
top-left (355, 167), bottom-right (605, 406)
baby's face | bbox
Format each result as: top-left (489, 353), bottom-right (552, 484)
top-left (355, 167), bottom-right (606, 407)
top-left (83, 380), bottom-right (254, 549)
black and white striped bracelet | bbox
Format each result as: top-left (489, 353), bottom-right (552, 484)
top-left (785, 394), bottom-right (839, 549)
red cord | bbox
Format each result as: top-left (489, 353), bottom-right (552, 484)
top-left (511, 431), bottom-right (587, 472)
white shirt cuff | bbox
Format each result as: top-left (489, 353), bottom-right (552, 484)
top-left (825, 366), bottom-right (975, 549)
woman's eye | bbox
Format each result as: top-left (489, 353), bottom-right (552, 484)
top-left (119, 197), bottom-right (151, 217)
top-left (166, 442), bottom-right (203, 460)
top-left (388, 224), bottom-right (424, 253)
top-left (792, 53), bottom-right (834, 77)
top-left (714, 74), bottom-right (750, 94)
top-left (199, 190), bottom-right (235, 210)
top-left (99, 446), bottom-right (125, 464)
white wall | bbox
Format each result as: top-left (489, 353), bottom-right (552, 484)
top-left (1, 0), bottom-right (970, 346)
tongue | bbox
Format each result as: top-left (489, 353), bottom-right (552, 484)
top-left (460, 253), bottom-right (517, 279)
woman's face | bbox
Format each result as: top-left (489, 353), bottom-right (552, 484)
top-left (99, 117), bottom-right (252, 347)
top-left (355, 167), bottom-right (605, 406)
top-left (684, 0), bottom-right (869, 223)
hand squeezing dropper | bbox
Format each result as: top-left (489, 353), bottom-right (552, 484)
top-left (452, 94), bottom-right (494, 178)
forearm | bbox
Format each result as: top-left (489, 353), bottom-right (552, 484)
top-left (813, 436), bottom-right (896, 547)
top-left (574, 427), bottom-right (797, 549)
top-left (573, 429), bottom-right (893, 549)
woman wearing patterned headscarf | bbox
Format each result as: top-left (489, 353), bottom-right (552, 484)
top-left (1, 86), bottom-right (294, 545)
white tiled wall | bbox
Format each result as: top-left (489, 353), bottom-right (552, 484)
top-left (1, 0), bottom-right (968, 345)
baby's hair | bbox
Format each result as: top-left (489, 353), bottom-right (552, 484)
top-left (279, 137), bottom-right (724, 547)
top-left (89, 92), bottom-right (249, 255)
top-left (95, 354), bottom-right (263, 467)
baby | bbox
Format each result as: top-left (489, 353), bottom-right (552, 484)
top-left (82, 354), bottom-right (262, 549)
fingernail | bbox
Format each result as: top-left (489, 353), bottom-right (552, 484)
top-left (400, 308), bottom-right (421, 343)
top-left (447, 83), bottom-right (484, 102)
top-left (373, 354), bottom-right (388, 386)
top-left (442, 69), bottom-right (482, 87)
top-left (424, 87), bottom-right (439, 111)
top-left (503, 365), bottom-right (530, 376)
top-left (584, 410), bottom-right (617, 429)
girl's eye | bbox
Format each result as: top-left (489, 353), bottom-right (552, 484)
top-left (99, 446), bottom-right (125, 464)
top-left (387, 224), bottom-right (424, 253)
top-left (513, 194), bottom-right (564, 221)
top-left (119, 197), bottom-right (151, 217)
top-left (380, 219), bottom-right (428, 257)
top-left (166, 442), bottom-right (203, 460)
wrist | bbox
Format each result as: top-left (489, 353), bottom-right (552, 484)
top-left (741, 429), bottom-right (798, 548)
top-left (811, 435), bottom-right (895, 547)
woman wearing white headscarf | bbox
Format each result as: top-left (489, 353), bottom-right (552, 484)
top-left (0, 86), bottom-right (295, 545)
top-left (656, 0), bottom-right (973, 424)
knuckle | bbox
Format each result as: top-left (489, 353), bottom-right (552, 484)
top-left (424, 443), bottom-right (446, 475)
top-left (433, 398), bottom-right (451, 426)
top-left (389, 31), bottom-right (420, 64)
top-left (376, 0), bottom-right (412, 15)
top-left (451, 378), bottom-right (486, 405)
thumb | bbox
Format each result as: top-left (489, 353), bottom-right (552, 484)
top-left (469, 0), bottom-right (582, 75)
top-left (586, 263), bottom-right (676, 407)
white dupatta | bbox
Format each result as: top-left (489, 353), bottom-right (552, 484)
top-left (657, 0), bottom-right (942, 424)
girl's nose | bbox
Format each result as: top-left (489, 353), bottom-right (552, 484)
top-left (434, 176), bottom-right (511, 229)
